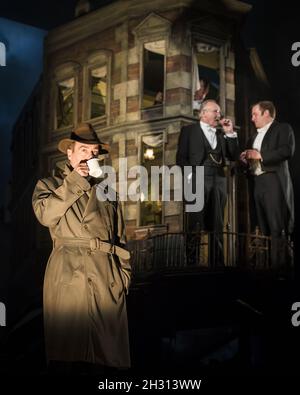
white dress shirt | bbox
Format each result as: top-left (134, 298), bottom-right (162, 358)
top-left (252, 121), bottom-right (273, 175)
top-left (200, 121), bottom-right (217, 149)
top-left (200, 121), bottom-right (237, 150)
top-left (253, 121), bottom-right (273, 151)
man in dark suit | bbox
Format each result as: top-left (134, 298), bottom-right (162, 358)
top-left (176, 99), bottom-right (239, 266)
top-left (240, 101), bottom-right (295, 267)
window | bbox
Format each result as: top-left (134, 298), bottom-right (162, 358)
top-left (89, 65), bottom-right (107, 119)
top-left (52, 61), bottom-right (79, 131)
top-left (83, 51), bottom-right (111, 122)
top-left (142, 40), bottom-right (165, 109)
top-left (140, 133), bottom-right (164, 226)
top-left (192, 43), bottom-right (220, 114)
top-left (56, 77), bottom-right (75, 129)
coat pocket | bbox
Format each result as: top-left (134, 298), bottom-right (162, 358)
top-left (107, 255), bottom-right (125, 303)
top-left (60, 246), bottom-right (82, 284)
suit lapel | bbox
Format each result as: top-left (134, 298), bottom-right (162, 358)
top-left (196, 123), bottom-right (205, 144)
top-left (260, 121), bottom-right (276, 151)
top-left (191, 124), bottom-right (206, 162)
top-left (248, 132), bottom-right (258, 149)
top-left (216, 130), bottom-right (226, 157)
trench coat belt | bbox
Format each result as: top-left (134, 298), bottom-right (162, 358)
top-left (53, 237), bottom-right (130, 260)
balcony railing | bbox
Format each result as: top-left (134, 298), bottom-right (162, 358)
top-left (127, 230), bottom-right (294, 275)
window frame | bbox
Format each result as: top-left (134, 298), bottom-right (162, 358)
top-left (141, 39), bottom-right (167, 111)
top-left (191, 38), bottom-right (228, 117)
top-left (51, 62), bottom-right (80, 133)
top-left (137, 130), bottom-right (166, 227)
top-left (132, 13), bottom-right (171, 118)
top-left (82, 51), bottom-right (112, 125)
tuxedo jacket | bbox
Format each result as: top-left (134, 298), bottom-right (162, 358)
top-left (246, 120), bottom-right (295, 234)
top-left (176, 122), bottom-right (239, 169)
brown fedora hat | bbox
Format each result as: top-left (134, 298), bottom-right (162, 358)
top-left (58, 123), bottom-right (109, 154)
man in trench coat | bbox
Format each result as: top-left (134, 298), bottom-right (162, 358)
top-left (32, 123), bottom-right (131, 370)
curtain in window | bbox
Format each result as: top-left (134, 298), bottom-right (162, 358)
top-left (142, 134), bottom-right (164, 148)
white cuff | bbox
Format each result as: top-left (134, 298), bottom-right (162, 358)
top-left (225, 132), bottom-right (237, 138)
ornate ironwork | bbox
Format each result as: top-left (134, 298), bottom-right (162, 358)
top-left (127, 230), bottom-right (294, 275)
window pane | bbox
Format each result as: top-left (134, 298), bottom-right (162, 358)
top-left (193, 43), bottom-right (220, 114)
top-left (140, 133), bottom-right (163, 226)
top-left (90, 66), bottom-right (107, 119)
top-left (56, 77), bottom-right (74, 128)
top-left (143, 40), bottom-right (165, 109)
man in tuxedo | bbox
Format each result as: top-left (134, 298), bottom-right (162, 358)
top-left (240, 101), bottom-right (295, 267)
top-left (176, 99), bottom-right (239, 266)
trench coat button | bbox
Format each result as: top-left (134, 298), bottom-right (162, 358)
top-left (76, 189), bottom-right (82, 196)
top-left (83, 224), bottom-right (88, 230)
top-left (87, 277), bottom-right (92, 284)
top-left (111, 282), bottom-right (115, 287)
top-left (87, 250), bottom-right (91, 256)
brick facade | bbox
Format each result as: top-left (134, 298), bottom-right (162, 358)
top-left (39, 0), bottom-right (254, 240)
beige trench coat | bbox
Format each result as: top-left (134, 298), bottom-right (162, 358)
top-left (32, 162), bottom-right (131, 367)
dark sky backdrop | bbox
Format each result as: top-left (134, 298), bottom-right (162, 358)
top-left (0, 0), bottom-right (299, 227)
top-left (0, 18), bottom-right (46, 206)
top-left (0, 1), bottom-right (114, 206)
top-left (244, 0), bottom-right (300, 243)
top-left (244, 0), bottom-right (300, 123)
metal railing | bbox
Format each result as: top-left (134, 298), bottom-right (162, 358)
top-left (127, 230), bottom-right (294, 275)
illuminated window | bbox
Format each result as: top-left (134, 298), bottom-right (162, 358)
top-left (56, 77), bottom-right (75, 128)
top-left (143, 40), bottom-right (165, 109)
top-left (89, 65), bottom-right (107, 119)
top-left (140, 133), bottom-right (164, 226)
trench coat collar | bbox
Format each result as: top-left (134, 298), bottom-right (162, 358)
top-left (54, 160), bottom-right (72, 178)
top-left (55, 160), bottom-right (94, 220)
top-left (55, 160), bottom-right (112, 221)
